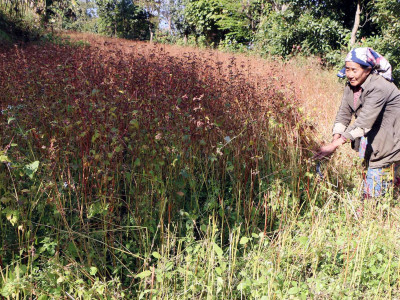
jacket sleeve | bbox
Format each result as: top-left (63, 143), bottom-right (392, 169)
top-left (342, 87), bottom-right (385, 141)
top-left (332, 91), bottom-right (353, 136)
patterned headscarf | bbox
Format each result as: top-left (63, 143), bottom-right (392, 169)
top-left (337, 47), bottom-right (393, 82)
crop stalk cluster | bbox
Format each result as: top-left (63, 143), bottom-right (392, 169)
top-left (0, 37), bottom-right (398, 299)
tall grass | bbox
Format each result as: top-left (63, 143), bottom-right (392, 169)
top-left (0, 34), bottom-right (399, 298)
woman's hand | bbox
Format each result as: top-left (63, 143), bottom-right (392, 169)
top-left (313, 137), bottom-right (346, 160)
top-left (331, 133), bottom-right (341, 142)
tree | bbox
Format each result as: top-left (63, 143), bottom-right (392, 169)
top-left (55, 0), bottom-right (98, 32)
top-left (158, 0), bottom-right (182, 34)
top-left (181, 0), bottom-right (265, 46)
top-left (96, 0), bottom-right (152, 40)
top-left (160, 0), bottom-right (195, 42)
top-left (254, 2), bottom-right (349, 58)
top-left (0, 0), bottom-right (42, 17)
top-left (367, 0), bottom-right (400, 81)
top-left (216, 0), bottom-right (264, 44)
top-left (350, 0), bottom-right (361, 47)
top-left (183, 0), bottom-right (224, 45)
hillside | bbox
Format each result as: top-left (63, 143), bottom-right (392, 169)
top-left (0, 33), bottom-right (399, 299)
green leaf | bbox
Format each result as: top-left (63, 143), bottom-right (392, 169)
top-left (0, 155), bottom-right (10, 163)
top-left (7, 117), bottom-right (15, 124)
top-left (237, 282), bottom-right (248, 290)
top-left (24, 161), bottom-right (39, 179)
top-left (134, 158), bottom-right (141, 167)
top-left (377, 253), bottom-right (383, 261)
top-left (0, 197), bottom-right (11, 204)
top-left (135, 270), bottom-right (152, 279)
top-left (130, 119), bottom-right (139, 129)
top-left (89, 266), bottom-right (98, 276)
top-left (213, 243), bottom-right (223, 257)
top-left (288, 286), bottom-right (300, 295)
top-left (305, 172), bottom-right (314, 178)
top-left (240, 236), bottom-right (249, 245)
top-left (152, 252), bottom-right (161, 259)
top-left (336, 238), bottom-right (345, 246)
top-left (6, 209), bottom-right (18, 226)
top-left (297, 236), bottom-right (308, 246)
top-left (67, 242), bottom-right (79, 258)
top-left (91, 130), bottom-right (100, 143)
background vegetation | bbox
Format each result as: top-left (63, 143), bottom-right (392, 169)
top-left (1, 0), bottom-right (400, 299)
top-left (2, 0), bottom-right (400, 79)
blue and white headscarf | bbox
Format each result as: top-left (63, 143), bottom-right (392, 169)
top-left (337, 47), bottom-right (393, 82)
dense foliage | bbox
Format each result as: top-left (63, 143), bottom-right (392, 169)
top-left (366, 0), bottom-right (400, 79)
top-left (96, 0), bottom-right (152, 39)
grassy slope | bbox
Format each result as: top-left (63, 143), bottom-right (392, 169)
top-left (0, 32), bottom-right (399, 299)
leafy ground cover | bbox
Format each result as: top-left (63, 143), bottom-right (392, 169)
top-left (0, 34), bottom-right (399, 299)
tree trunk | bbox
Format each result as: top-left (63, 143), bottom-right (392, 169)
top-left (272, 2), bottom-right (288, 12)
top-left (168, 17), bottom-right (172, 35)
top-left (350, 0), bottom-right (361, 47)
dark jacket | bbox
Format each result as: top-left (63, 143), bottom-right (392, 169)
top-left (333, 74), bottom-right (400, 168)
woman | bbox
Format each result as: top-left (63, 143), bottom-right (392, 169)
top-left (314, 47), bottom-right (400, 197)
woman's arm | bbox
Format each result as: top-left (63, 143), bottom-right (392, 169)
top-left (313, 135), bottom-right (347, 160)
top-left (332, 88), bottom-right (353, 137)
top-left (332, 133), bottom-right (341, 142)
top-left (341, 87), bottom-right (386, 141)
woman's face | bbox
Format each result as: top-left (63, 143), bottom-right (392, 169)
top-left (345, 61), bottom-right (372, 87)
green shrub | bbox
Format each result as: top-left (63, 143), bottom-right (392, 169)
top-left (255, 10), bottom-right (349, 59)
top-left (0, 9), bottom-right (42, 42)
